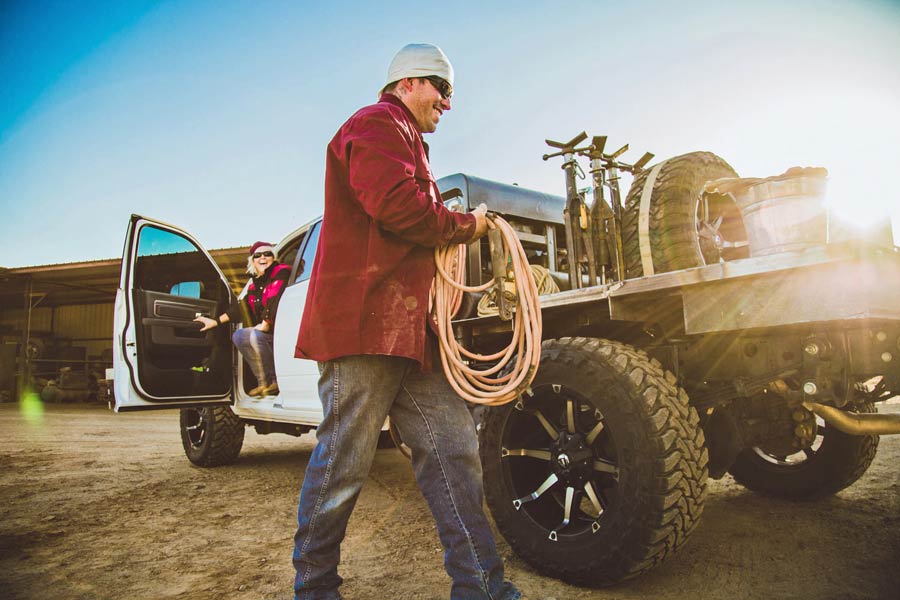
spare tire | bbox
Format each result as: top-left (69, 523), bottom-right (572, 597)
top-left (621, 151), bottom-right (747, 278)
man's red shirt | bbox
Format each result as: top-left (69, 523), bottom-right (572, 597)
top-left (295, 94), bottom-right (475, 367)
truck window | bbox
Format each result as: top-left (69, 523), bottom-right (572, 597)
top-left (277, 237), bottom-right (303, 279)
top-left (133, 225), bottom-right (222, 302)
top-left (294, 221), bottom-right (320, 284)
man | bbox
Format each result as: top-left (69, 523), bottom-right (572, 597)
top-left (293, 43), bottom-right (522, 600)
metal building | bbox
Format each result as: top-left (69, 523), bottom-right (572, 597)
top-left (0, 248), bottom-right (249, 403)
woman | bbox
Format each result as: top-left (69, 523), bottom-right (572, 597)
top-left (195, 241), bottom-right (291, 397)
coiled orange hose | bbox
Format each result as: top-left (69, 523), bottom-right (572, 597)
top-left (432, 216), bottom-right (542, 406)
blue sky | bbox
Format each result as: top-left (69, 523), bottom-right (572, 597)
top-left (2, 0), bottom-right (899, 268)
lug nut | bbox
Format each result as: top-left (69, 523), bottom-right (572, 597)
top-left (882, 352), bottom-right (892, 363)
top-left (804, 342), bottom-right (820, 356)
top-left (875, 331), bottom-right (887, 342)
top-left (803, 381), bottom-right (818, 395)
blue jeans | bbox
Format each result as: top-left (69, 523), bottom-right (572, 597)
top-left (231, 327), bottom-right (276, 387)
top-left (293, 354), bottom-right (520, 600)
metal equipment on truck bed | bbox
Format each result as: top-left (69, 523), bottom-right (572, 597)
top-left (444, 152), bottom-right (899, 586)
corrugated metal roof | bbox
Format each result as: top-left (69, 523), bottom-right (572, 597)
top-left (0, 247), bottom-right (249, 309)
top-left (2, 245), bottom-right (247, 271)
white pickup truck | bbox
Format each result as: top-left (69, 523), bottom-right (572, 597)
top-left (113, 167), bottom-right (900, 588)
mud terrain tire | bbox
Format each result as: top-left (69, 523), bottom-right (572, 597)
top-left (728, 402), bottom-right (879, 499)
top-left (622, 151), bottom-right (742, 278)
top-left (180, 405), bottom-right (245, 467)
top-left (480, 337), bottom-right (708, 586)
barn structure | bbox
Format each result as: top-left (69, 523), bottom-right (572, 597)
top-left (0, 248), bottom-right (248, 403)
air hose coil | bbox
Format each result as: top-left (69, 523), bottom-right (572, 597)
top-left (432, 215), bottom-right (542, 406)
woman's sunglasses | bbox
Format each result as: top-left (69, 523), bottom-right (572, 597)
top-left (252, 251), bottom-right (274, 259)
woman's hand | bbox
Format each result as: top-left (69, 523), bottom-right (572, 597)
top-left (254, 321), bottom-right (271, 333)
top-left (194, 316), bottom-right (217, 331)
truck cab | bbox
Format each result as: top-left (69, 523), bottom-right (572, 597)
top-left (113, 214), bottom-right (325, 457)
top-left (112, 175), bottom-right (515, 462)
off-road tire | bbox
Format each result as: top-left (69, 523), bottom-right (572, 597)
top-left (622, 151), bottom-right (741, 278)
top-left (480, 337), bottom-right (708, 586)
top-left (179, 405), bottom-right (245, 467)
top-left (728, 402), bottom-right (879, 500)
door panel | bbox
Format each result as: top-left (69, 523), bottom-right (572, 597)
top-left (133, 289), bottom-right (230, 398)
top-left (139, 291), bottom-right (214, 350)
top-left (114, 217), bottom-right (235, 411)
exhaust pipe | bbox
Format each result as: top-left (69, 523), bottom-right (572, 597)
top-left (804, 401), bottom-right (900, 436)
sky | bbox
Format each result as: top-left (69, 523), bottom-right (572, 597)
top-left (1, 0), bottom-right (899, 268)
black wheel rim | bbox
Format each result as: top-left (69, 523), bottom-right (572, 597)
top-left (751, 415), bottom-right (826, 468)
top-left (500, 383), bottom-right (620, 541)
top-left (184, 408), bottom-right (208, 450)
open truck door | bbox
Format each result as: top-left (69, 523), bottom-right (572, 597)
top-left (113, 215), bottom-right (236, 411)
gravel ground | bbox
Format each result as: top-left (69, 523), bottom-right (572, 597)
top-left (1, 401), bottom-right (898, 600)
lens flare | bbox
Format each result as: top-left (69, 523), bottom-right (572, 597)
top-left (19, 387), bottom-right (45, 424)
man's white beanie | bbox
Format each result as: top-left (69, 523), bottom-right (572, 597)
top-left (381, 43), bottom-right (454, 96)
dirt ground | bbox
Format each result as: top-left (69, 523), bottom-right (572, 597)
top-left (1, 401), bottom-right (898, 600)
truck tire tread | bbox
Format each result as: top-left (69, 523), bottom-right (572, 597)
top-left (480, 337), bottom-right (708, 586)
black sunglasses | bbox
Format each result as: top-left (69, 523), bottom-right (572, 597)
top-left (423, 76), bottom-right (453, 100)
top-left (252, 251), bottom-right (274, 259)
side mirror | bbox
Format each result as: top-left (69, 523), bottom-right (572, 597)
top-left (170, 281), bottom-right (202, 298)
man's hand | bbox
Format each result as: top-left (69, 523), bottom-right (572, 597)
top-left (469, 203), bottom-right (489, 241)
